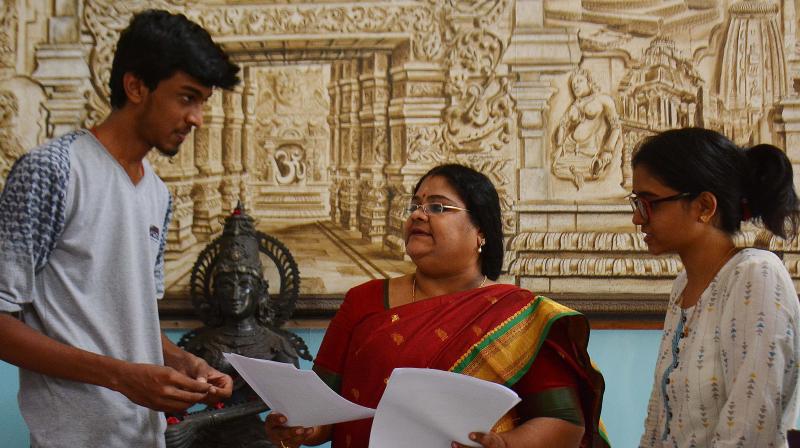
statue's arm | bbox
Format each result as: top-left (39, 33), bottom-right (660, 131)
top-left (554, 105), bottom-right (576, 146)
top-left (601, 96), bottom-right (622, 153)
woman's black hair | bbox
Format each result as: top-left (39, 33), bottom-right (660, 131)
top-left (109, 9), bottom-right (240, 109)
top-left (632, 127), bottom-right (799, 239)
top-left (413, 164), bottom-right (504, 279)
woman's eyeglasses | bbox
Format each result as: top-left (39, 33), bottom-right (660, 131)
top-left (628, 192), bottom-right (696, 223)
top-left (405, 203), bottom-right (469, 217)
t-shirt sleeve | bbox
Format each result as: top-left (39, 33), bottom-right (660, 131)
top-left (0, 149), bottom-right (70, 312)
top-left (154, 192), bottom-right (172, 300)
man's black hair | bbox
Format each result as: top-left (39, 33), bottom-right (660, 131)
top-left (109, 9), bottom-right (240, 109)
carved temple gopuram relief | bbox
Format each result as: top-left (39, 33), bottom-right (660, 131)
top-left (4, 0), bottom-right (800, 317)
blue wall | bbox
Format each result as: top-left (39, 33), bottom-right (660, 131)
top-left (1, 329), bottom-right (795, 447)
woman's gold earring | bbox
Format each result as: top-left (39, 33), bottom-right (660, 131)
top-left (478, 239), bottom-right (486, 254)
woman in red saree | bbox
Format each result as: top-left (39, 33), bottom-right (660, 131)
top-left (266, 164), bottom-right (609, 448)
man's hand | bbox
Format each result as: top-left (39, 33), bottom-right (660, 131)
top-left (113, 363), bottom-right (214, 413)
top-left (176, 354), bottom-right (234, 405)
top-left (161, 335), bottom-right (233, 405)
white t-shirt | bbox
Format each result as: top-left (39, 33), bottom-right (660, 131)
top-left (0, 130), bottom-right (171, 447)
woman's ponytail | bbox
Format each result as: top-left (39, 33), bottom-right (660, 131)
top-left (744, 144), bottom-right (800, 239)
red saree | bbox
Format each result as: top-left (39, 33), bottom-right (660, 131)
top-left (314, 280), bottom-right (609, 448)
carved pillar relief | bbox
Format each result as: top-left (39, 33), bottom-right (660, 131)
top-left (220, 84), bottom-right (245, 213)
top-left (0, 90), bottom-right (23, 192)
top-left (192, 91), bottom-right (225, 241)
top-left (337, 59), bottom-right (362, 231)
top-left (223, 84), bottom-right (245, 174)
top-left (33, 0), bottom-right (90, 137)
top-left (357, 53), bottom-right (391, 243)
top-left (384, 60), bottom-right (447, 253)
top-left (0, 0), bottom-right (17, 71)
top-left (328, 62), bottom-right (343, 224)
top-left (240, 66), bottom-right (258, 208)
top-left (195, 91), bottom-right (225, 177)
top-left (165, 182), bottom-right (196, 258)
top-left (779, 98), bottom-right (800, 191)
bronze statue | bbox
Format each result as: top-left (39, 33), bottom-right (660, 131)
top-left (166, 203), bottom-right (310, 448)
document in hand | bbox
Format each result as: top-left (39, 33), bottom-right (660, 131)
top-left (369, 368), bottom-right (520, 448)
top-left (224, 353), bottom-right (520, 447)
top-left (223, 353), bottom-right (375, 426)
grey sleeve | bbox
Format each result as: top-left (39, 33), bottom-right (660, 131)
top-left (0, 145), bottom-right (71, 312)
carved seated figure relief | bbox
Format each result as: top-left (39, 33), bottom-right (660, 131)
top-left (552, 68), bottom-right (622, 190)
top-left (0, 90), bottom-right (24, 191)
top-left (166, 203), bottom-right (310, 448)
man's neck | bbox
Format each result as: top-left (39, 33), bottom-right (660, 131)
top-left (92, 110), bottom-right (151, 184)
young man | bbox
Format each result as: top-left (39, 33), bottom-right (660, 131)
top-left (0, 10), bottom-right (241, 447)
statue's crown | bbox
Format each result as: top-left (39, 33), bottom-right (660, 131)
top-left (215, 201), bottom-right (263, 278)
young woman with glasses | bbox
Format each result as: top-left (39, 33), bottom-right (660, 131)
top-left (265, 164), bottom-right (610, 448)
top-left (633, 128), bottom-right (800, 448)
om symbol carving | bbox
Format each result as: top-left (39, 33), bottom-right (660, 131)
top-left (552, 69), bottom-right (622, 190)
top-left (271, 144), bottom-right (307, 185)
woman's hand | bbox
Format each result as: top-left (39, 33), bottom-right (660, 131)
top-left (452, 417), bottom-right (583, 448)
top-left (452, 432), bottom-right (507, 448)
top-left (264, 412), bottom-right (327, 448)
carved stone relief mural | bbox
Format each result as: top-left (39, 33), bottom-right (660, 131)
top-left (0, 90), bottom-right (23, 190)
top-left (552, 68), bottom-right (622, 190)
top-left (2, 0), bottom-right (800, 317)
top-left (250, 65), bottom-right (330, 220)
top-left (0, 0), bottom-right (16, 70)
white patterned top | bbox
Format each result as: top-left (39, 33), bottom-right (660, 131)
top-left (640, 248), bottom-right (800, 448)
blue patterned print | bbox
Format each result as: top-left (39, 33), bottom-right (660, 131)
top-left (0, 131), bottom-right (81, 270)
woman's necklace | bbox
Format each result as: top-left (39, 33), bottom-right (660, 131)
top-left (679, 246), bottom-right (738, 338)
top-left (411, 274), bottom-right (487, 302)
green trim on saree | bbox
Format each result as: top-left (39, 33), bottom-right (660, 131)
top-left (450, 296), bottom-right (580, 387)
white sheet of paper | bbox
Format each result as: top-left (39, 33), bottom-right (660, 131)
top-left (368, 368), bottom-right (521, 448)
top-left (223, 353), bottom-right (375, 427)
